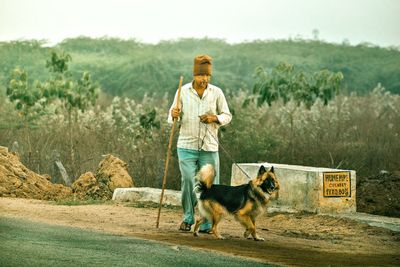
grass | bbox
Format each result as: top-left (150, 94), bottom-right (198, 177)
top-left (52, 197), bottom-right (110, 206)
top-left (123, 201), bottom-right (181, 210)
top-left (51, 198), bottom-right (181, 210)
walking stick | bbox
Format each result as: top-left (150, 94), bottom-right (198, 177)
top-left (156, 76), bottom-right (183, 228)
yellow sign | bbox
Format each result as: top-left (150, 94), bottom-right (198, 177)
top-left (323, 172), bottom-right (351, 197)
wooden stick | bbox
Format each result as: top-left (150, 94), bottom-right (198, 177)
top-left (156, 76), bottom-right (183, 228)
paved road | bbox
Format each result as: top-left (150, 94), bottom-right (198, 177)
top-left (0, 217), bottom-right (275, 267)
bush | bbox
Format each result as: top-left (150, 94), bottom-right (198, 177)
top-left (0, 85), bottom-right (399, 189)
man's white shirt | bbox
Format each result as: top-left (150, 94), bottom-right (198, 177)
top-left (168, 82), bottom-right (232, 152)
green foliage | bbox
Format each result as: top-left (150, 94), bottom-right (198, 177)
top-left (46, 50), bottom-right (72, 74)
top-left (252, 62), bottom-right (344, 107)
top-left (1, 37), bottom-right (400, 190)
top-left (7, 50), bottom-right (100, 118)
top-left (43, 50), bottom-right (99, 113)
top-left (139, 109), bottom-right (160, 130)
top-left (1, 38), bottom-right (400, 99)
top-left (6, 67), bottom-right (44, 117)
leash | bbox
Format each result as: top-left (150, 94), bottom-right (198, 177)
top-left (199, 122), bottom-right (252, 180)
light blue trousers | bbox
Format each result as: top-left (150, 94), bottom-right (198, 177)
top-left (177, 148), bottom-right (220, 230)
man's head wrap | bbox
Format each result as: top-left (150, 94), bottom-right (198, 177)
top-left (193, 55), bottom-right (212, 76)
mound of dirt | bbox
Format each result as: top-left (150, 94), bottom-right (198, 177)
top-left (96, 154), bottom-right (134, 191)
top-left (0, 146), bottom-right (72, 200)
top-left (0, 147), bottom-right (133, 201)
top-left (72, 154), bottom-right (134, 200)
top-left (71, 172), bottom-right (101, 199)
top-left (357, 171), bottom-right (400, 218)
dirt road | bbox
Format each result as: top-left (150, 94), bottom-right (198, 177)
top-left (1, 197), bottom-right (399, 266)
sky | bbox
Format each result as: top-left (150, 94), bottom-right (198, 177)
top-left (1, 0), bottom-right (399, 47)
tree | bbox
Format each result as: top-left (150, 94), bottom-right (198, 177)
top-left (252, 62), bottom-right (343, 108)
top-left (43, 50), bottom-right (99, 115)
top-left (312, 29), bottom-right (320, 40)
top-left (7, 50), bottom-right (100, 177)
top-left (44, 50), bottom-right (99, 177)
top-left (251, 62), bottom-right (344, 161)
top-left (6, 67), bottom-right (46, 165)
top-left (7, 50), bottom-right (99, 117)
top-left (6, 67), bottom-right (43, 117)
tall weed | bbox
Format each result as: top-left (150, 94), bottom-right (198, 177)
top-left (0, 86), bottom-right (399, 189)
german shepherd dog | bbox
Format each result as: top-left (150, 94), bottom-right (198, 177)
top-left (193, 164), bottom-right (279, 241)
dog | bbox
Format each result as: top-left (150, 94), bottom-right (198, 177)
top-left (193, 164), bottom-right (279, 241)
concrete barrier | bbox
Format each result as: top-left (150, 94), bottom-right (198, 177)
top-left (112, 163), bottom-right (356, 215)
top-left (232, 163), bottom-right (356, 214)
top-left (112, 187), bottom-right (181, 206)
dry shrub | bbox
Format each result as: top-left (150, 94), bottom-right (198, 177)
top-left (0, 86), bottom-right (399, 190)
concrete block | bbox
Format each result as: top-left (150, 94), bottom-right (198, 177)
top-left (232, 163), bottom-right (356, 214)
top-left (112, 187), bottom-right (181, 206)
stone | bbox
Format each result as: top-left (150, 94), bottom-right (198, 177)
top-left (51, 150), bottom-right (72, 186)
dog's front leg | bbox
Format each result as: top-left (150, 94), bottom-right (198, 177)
top-left (243, 229), bottom-right (252, 239)
top-left (235, 214), bottom-right (264, 241)
top-left (193, 218), bottom-right (204, 237)
top-left (249, 216), bottom-right (264, 241)
top-left (251, 224), bottom-right (264, 242)
top-left (211, 219), bottom-right (225, 240)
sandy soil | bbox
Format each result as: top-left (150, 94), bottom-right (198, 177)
top-left (1, 197), bottom-right (399, 266)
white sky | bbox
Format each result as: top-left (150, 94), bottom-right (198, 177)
top-left (1, 0), bottom-right (399, 47)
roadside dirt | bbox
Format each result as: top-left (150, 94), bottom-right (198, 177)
top-left (357, 171), bottom-right (400, 218)
top-left (1, 148), bottom-right (399, 266)
top-left (1, 197), bottom-right (399, 266)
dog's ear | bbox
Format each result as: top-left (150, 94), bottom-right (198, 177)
top-left (258, 165), bottom-right (267, 176)
top-left (270, 166), bottom-right (275, 173)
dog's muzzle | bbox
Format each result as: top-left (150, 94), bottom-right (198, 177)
top-left (261, 179), bottom-right (277, 194)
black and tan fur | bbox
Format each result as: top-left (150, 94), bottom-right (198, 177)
top-left (193, 164), bottom-right (280, 241)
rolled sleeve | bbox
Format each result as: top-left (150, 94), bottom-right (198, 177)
top-left (167, 89), bottom-right (181, 124)
top-left (216, 91), bottom-right (232, 126)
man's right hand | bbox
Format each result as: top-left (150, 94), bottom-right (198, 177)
top-left (171, 108), bottom-right (181, 119)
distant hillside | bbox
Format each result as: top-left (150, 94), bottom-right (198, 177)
top-left (0, 37), bottom-right (399, 99)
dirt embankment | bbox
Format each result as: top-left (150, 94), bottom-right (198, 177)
top-left (357, 171), bottom-right (400, 218)
top-left (0, 146), bottom-right (133, 200)
top-left (0, 146), bottom-right (71, 200)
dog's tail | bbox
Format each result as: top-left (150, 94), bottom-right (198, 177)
top-left (194, 164), bottom-right (215, 193)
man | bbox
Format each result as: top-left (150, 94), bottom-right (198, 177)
top-left (168, 55), bottom-right (232, 232)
